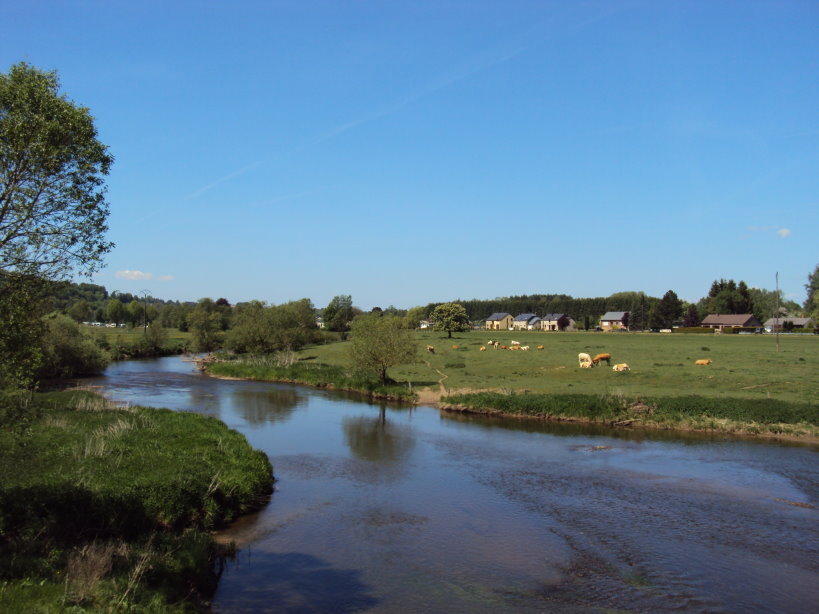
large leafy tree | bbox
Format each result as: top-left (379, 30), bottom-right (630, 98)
top-left (324, 294), bottom-right (354, 332)
top-left (430, 302), bottom-right (471, 338)
top-left (0, 62), bottom-right (113, 278)
top-left (348, 314), bottom-right (417, 385)
top-left (0, 62), bottom-right (112, 388)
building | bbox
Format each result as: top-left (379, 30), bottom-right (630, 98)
top-left (763, 316), bottom-right (814, 331)
top-left (540, 313), bottom-right (573, 331)
top-left (511, 313), bottom-right (539, 331)
top-left (485, 312), bottom-right (513, 330)
top-left (599, 311), bottom-right (630, 331)
top-left (700, 314), bottom-right (762, 331)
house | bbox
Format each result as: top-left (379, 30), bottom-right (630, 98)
top-left (701, 314), bottom-right (762, 331)
top-left (599, 311), bottom-right (630, 331)
top-left (315, 316), bottom-right (325, 329)
top-left (419, 320), bottom-right (433, 329)
top-left (539, 313), bottom-right (573, 331)
top-left (485, 312), bottom-right (513, 330)
top-left (511, 313), bottom-right (539, 331)
top-left (526, 316), bottom-right (542, 330)
top-left (763, 316), bottom-right (814, 332)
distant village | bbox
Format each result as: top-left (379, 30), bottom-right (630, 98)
top-left (417, 311), bottom-right (815, 334)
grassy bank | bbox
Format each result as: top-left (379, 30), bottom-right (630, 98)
top-left (0, 389), bottom-right (273, 612)
top-left (207, 355), bottom-right (417, 402)
top-left (233, 330), bottom-right (818, 438)
top-left (441, 391), bottom-right (817, 439)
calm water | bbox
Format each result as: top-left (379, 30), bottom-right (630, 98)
top-left (85, 356), bottom-right (819, 613)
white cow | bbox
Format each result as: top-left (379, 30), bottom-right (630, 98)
top-left (578, 352), bottom-right (594, 368)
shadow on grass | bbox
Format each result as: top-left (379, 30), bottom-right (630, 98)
top-left (216, 551), bottom-right (379, 613)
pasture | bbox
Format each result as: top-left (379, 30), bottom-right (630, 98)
top-left (302, 330), bottom-right (819, 407)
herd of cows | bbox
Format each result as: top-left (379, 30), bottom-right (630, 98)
top-left (424, 340), bottom-right (715, 373)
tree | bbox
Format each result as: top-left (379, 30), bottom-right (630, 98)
top-left (348, 314), bottom-right (418, 385)
top-left (805, 264), bottom-right (819, 320)
top-left (187, 298), bottom-right (224, 352)
top-left (67, 298), bottom-right (92, 323)
top-left (683, 304), bottom-right (701, 327)
top-left (430, 302), bottom-right (471, 338)
top-left (0, 273), bottom-right (48, 388)
top-left (0, 62), bottom-right (113, 278)
top-left (324, 294), bottom-right (354, 332)
top-left (649, 290), bottom-right (682, 330)
top-left (104, 298), bottom-right (125, 326)
top-left (705, 279), bottom-right (754, 315)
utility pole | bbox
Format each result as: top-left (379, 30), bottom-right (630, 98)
top-left (775, 272), bottom-right (780, 353)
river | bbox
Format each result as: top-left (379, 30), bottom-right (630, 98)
top-left (85, 356), bottom-right (818, 613)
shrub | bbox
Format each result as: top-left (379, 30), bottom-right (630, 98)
top-left (38, 314), bottom-right (110, 379)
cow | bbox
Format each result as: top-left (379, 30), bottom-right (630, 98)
top-left (592, 353), bottom-right (612, 366)
top-left (695, 358), bottom-right (713, 366)
top-left (578, 352), bottom-right (594, 368)
top-left (612, 363), bottom-right (630, 372)
top-left (426, 345), bottom-right (435, 354)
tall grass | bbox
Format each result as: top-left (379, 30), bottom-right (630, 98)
top-left (0, 389), bottom-right (273, 612)
top-left (443, 391), bottom-right (818, 437)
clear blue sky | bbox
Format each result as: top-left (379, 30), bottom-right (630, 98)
top-left (2, 1), bottom-right (817, 309)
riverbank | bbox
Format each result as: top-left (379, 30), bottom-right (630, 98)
top-left (0, 389), bottom-right (273, 612)
top-left (203, 358), bottom-right (818, 444)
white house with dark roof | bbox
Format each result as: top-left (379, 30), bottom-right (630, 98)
top-left (511, 313), bottom-right (539, 331)
top-left (599, 311), bottom-right (630, 331)
top-left (485, 312), bottom-right (513, 330)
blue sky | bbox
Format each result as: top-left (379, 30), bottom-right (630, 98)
top-left (2, 1), bottom-right (817, 309)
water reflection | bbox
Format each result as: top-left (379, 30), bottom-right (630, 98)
top-left (231, 387), bottom-right (304, 425)
top-left (343, 411), bottom-right (414, 461)
top-left (216, 551), bottom-right (379, 614)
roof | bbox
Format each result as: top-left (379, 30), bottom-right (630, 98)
top-left (541, 313), bottom-right (568, 321)
top-left (763, 317), bottom-right (814, 327)
top-left (486, 312), bottom-right (511, 321)
top-left (701, 314), bottom-right (762, 326)
top-left (600, 311), bottom-right (628, 321)
top-left (513, 313), bottom-right (538, 322)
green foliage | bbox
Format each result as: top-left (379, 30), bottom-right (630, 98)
top-left (38, 313), bottom-right (110, 379)
top-left (348, 314), bottom-right (418, 385)
top-left (649, 289), bottom-right (683, 329)
top-left (226, 298), bottom-right (319, 354)
top-left (0, 273), bottom-right (48, 389)
top-left (324, 294), bottom-right (354, 332)
top-left (672, 327), bottom-right (714, 334)
top-left (705, 279), bottom-right (754, 315)
top-left (430, 302), bottom-right (471, 338)
top-left (0, 391), bottom-right (273, 611)
top-left (0, 62), bottom-right (113, 278)
top-left (187, 299), bottom-right (225, 352)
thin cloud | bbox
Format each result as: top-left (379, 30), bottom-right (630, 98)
top-left (158, 274), bottom-right (175, 281)
top-left (116, 270), bottom-right (153, 281)
top-left (183, 160), bottom-right (265, 200)
top-left (776, 228), bottom-right (791, 238)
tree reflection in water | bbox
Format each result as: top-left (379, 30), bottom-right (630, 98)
top-left (342, 405), bottom-right (415, 467)
top-left (231, 388), bottom-right (304, 425)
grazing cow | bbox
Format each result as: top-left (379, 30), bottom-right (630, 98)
top-left (578, 352), bottom-right (594, 368)
top-left (451, 344), bottom-right (459, 349)
top-left (501, 345), bottom-right (508, 350)
top-left (695, 358), bottom-right (713, 366)
top-left (536, 345), bottom-right (544, 350)
top-left (426, 345), bottom-right (435, 354)
top-left (592, 353), bottom-right (612, 366)
top-left (612, 363), bottom-right (630, 372)
top-left (511, 340), bottom-right (521, 346)
top-left (520, 345), bottom-right (530, 351)
top-left (509, 345), bottom-right (519, 350)
top-left (480, 346), bottom-right (486, 351)
top-left (487, 340), bottom-right (495, 346)
top-left (493, 341), bottom-right (499, 350)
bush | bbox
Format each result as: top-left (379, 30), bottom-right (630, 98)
top-left (672, 327), bottom-right (714, 334)
top-left (38, 314), bottom-right (110, 379)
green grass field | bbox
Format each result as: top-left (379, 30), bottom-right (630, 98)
top-left (86, 325), bottom-right (192, 347)
top-left (299, 330), bottom-right (819, 406)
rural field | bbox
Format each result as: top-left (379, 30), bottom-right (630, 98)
top-left (300, 330), bottom-right (819, 407)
